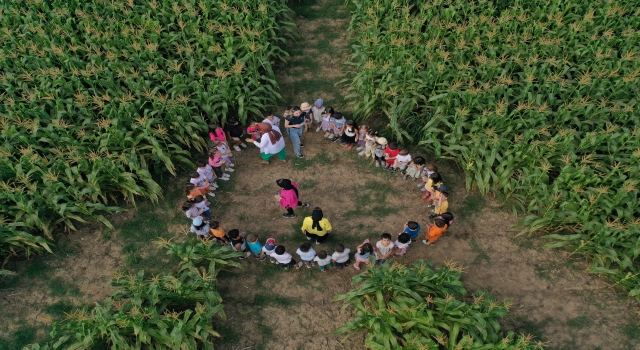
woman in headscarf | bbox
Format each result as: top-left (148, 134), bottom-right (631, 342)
top-left (301, 207), bottom-right (332, 244)
top-left (275, 178), bottom-right (309, 218)
top-left (245, 122), bottom-right (286, 164)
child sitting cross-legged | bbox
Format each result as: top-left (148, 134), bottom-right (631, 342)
top-left (272, 245), bottom-right (297, 270)
top-left (430, 188), bottom-right (449, 218)
top-left (246, 233), bottom-right (264, 260)
top-left (331, 243), bottom-right (351, 269)
top-left (209, 221), bottom-right (228, 244)
top-left (394, 232), bottom-right (411, 256)
top-left (353, 239), bottom-right (374, 271)
top-left (374, 233), bottom-right (394, 265)
top-left (314, 250), bottom-right (333, 272)
top-left (403, 156), bottom-right (425, 181)
top-left (261, 238), bottom-right (277, 263)
top-left (190, 216), bottom-right (210, 239)
top-left (295, 243), bottom-right (317, 269)
top-left (392, 149), bottom-right (412, 174)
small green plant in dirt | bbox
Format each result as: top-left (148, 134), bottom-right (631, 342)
top-left (469, 239), bottom-right (491, 264)
top-left (27, 238), bottom-right (243, 350)
top-left (334, 260), bottom-right (545, 349)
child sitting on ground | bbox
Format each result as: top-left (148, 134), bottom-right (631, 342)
top-left (272, 245), bottom-right (297, 270)
top-left (196, 160), bottom-right (218, 195)
top-left (421, 172), bottom-right (443, 203)
top-left (404, 156), bottom-right (425, 181)
top-left (341, 120), bottom-right (359, 149)
top-left (423, 218), bottom-right (449, 246)
top-left (190, 216), bottom-right (210, 239)
top-left (261, 238), bottom-right (277, 263)
top-left (183, 201), bottom-right (200, 220)
top-left (403, 221), bottom-right (421, 242)
top-left (330, 112), bottom-right (346, 142)
top-left (209, 124), bottom-right (226, 145)
top-left (246, 234), bottom-right (264, 260)
top-left (331, 243), bottom-right (351, 269)
top-left (364, 130), bottom-right (377, 159)
top-left (418, 164), bottom-right (438, 190)
top-left (295, 243), bottom-right (317, 269)
top-left (209, 221), bottom-right (228, 244)
top-left (373, 137), bottom-right (387, 167)
top-left (314, 250), bottom-right (332, 271)
top-left (356, 125), bottom-right (368, 155)
top-left (321, 107), bottom-right (334, 138)
top-left (375, 233), bottom-right (394, 265)
top-left (227, 229), bottom-right (251, 258)
top-left (354, 239), bottom-right (374, 271)
top-left (224, 117), bottom-right (246, 152)
top-left (190, 171), bottom-right (211, 196)
top-left (193, 195), bottom-right (211, 220)
top-left (431, 188), bottom-right (449, 217)
top-left (186, 183), bottom-right (201, 200)
top-left (383, 142), bottom-right (400, 171)
top-left (208, 148), bottom-right (231, 181)
top-left (392, 149), bottom-right (412, 173)
top-left (394, 232), bottom-right (411, 256)
top-left (247, 120), bottom-right (262, 141)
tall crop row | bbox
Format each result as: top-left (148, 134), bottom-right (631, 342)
top-left (343, 0), bottom-right (640, 298)
top-left (0, 0), bottom-right (294, 263)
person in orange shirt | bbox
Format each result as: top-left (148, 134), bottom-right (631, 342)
top-left (186, 183), bottom-right (201, 201)
top-left (209, 221), bottom-right (228, 244)
top-left (422, 218), bottom-right (448, 245)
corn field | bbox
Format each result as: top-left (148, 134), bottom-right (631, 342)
top-left (335, 260), bottom-right (545, 349)
top-left (343, 0), bottom-right (640, 298)
top-left (26, 238), bottom-right (244, 349)
top-left (0, 0), bottom-right (294, 265)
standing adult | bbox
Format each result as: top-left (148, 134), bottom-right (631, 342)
top-left (285, 106), bottom-right (305, 158)
top-left (245, 123), bottom-right (286, 164)
top-left (300, 102), bottom-right (313, 132)
top-left (275, 178), bottom-right (309, 218)
top-left (301, 207), bottom-right (332, 245)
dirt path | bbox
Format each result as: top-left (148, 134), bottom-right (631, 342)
top-left (1, 0), bottom-right (639, 349)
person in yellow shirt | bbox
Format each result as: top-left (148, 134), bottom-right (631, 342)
top-left (301, 208), bottom-right (332, 245)
top-left (433, 189), bottom-right (448, 215)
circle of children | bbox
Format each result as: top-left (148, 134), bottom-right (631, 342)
top-left (182, 99), bottom-right (454, 271)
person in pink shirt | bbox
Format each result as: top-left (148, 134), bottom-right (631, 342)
top-left (274, 178), bottom-right (309, 218)
top-left (209, 124), bottom-right (226, 145)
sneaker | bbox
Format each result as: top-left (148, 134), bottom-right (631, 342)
top-left (228, 163), bottom-right (235, 167)
top-left (302, 203), bottom-right (310, 207)
top-left (226, 168), bottom-right (235, 172)
top-left (207, 192), bottom-right (216, 197)
top-left (356, 146), bottom-right (363, 151)
top-left (240, 143), bottom-right (247, 148)
top-left (306, 236), bottom-right (312, 240)
top-left (296, 262), bottom-right (303, 269)
top-left (259, 256), bottom-right (267, 261)
top-left (324, 132), bottom-right (331, 138)
top-left (315, 240), bottom-right (320, 245)
top-left (375, 161), bottom-right (380, 167)
top-left (331, 137), bottom-right (340, 143)
top-left (233, 145), bottom-right (242, 152)
top-left (420, 187), bottom-right (426, 191)
top-left (422, 240), bottom-right (432, 245)
top-left (282, 213), bottom-right (297, 218)
top-left (299, 142), bottom-right (305, 148)
top-left (219, 177), bottom-right (230, 181)
top-left (417, 182), bottom-right (425, 188)
top-left (271, 259), bottom-right (277, 264)
top-left (295, 153), bottom-right (304, 158)
top-left (316, 126), bottom-right (321, 132)
top-left (245, 252), bottom-right (252, 257)
top-left (403, 175), bottom-right (408, 180)
top-left (238, 256), bottom-right (246, 260)
top-left (339, 141), bottom-right (346, 145)
top-left (358, 151), bottom-right (365, 156)
top-left (305, 263), bottom-right (312, 269)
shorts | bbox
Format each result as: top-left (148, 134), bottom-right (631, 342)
top-left (341, 133), bottom-right (357, 144)
top-left (394, 163), bottom-right (408, 170)
top-left (374, 155), bottom-right (385, 161)
top-left (279, 258), bottom-right (296, 267)
top-left (365, 144), bottom-right (375, 158)
top-left (405, 166), bottom-right (421, 179)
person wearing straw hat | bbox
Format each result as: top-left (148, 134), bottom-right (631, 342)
top-left (284, 106), bottom-right (305, 158)
top-left (245, 122), bottom-right (286, 164)
top-left (300, 102), bottom-right (313, 133)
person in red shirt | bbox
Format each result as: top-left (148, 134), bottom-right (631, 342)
top-left (383, 142), bottom-right (400, 171)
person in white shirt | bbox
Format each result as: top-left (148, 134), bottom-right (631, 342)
top-left (272, 245), bottom-right (297, 270)
top-left (196, 160), bottom-right (218, 196)
top-left (245, 122), bottom-right (287, 165)
top-left (331, 243), bottom-right (351, 269)
top-left (393, 149), bottom-right (412, 172)
top-left (394, 233), bottom-right (411, 256)
top-left (313, 250), bottom-right (333, 271)
top-left (375, 233), bottom-right (394, 265)
top-left (295, 243), bottom-right (317, 269)
top-left (262, 111), bottom-right (281, 128)
top-left (311, 98), bottom-right (326, 132)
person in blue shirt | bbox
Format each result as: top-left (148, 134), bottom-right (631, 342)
top-left (246, 234), bottom-right (265, 261)
top-left (403, 221), bottom-right (421, 242)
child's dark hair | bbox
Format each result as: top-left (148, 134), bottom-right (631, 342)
top-left (426, 164), bottom-right (438, 172)
top-left (439, 212), bottom-right (454, 223)
top-left (346, 119), bottom-right (358, 129)
top-left (407, 221), bottom-right (419, 230)
top-left (430, 172), bottom-right (443, 184)
top-left (227, 229), bottom-right (240, 239)
top-left (335, 243), bottom-right (345, 253)
top-left (190, 171), bottom-right (200, 178)
top-left (210, 220), bottom-right (219, 229)
top-left (381, 233), bottom-right (392, 240)
top-left (398, 233), bottom-right (410, 244)
top-left (300, 243), bottom-right (311, 252)
top-left (263, 110), bottom-right (273, 117)
top-left (389, 142), bottom-right (398, 150)
top-left (193, 195), bottom-right (204, 203)
top-left (360, 243), bottom-right (373, 254)
top-left (334, 112), bottom-right (344, 119)
top-left (194, 220), bottom-right (207, 230)
top-left (196, 159), bottom-right (207, 167)
top-left (227, 117), bottom-right (238, 124)
top-left (325, 107), bottom-right (334, 115)
top-left (285, 105), bottom-right (293, 111)
top-left (186, 183), bottom-right (195, 191)
top-left (275, 245), bottom-right (285, 255)
top-left (440, 191), bottom-right (449, 197)
top-left (209, 124), bottom-right (218, 132)
top-left (434, 219), bottom-right (446, 228)
top-left (413, 156), bottom-right (426, 165)
top-left (318, 250), bottom-right (327, 259)
top-left (181, 201), bottom-right (194, 211)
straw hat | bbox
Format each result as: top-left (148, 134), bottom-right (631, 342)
top-left (376, 137), bottom-right (388, 145)
top-left (300, 102), bottom-right (312, 111)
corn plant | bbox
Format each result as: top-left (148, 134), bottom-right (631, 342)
top-left (334, 260), bottom-right (545, 349)
top-left (0, 0), bottom-right (294, 267)
top-left (343, 0), bottom-right (640, 298)
top-left (27, 239), bottom-right (244, 349)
